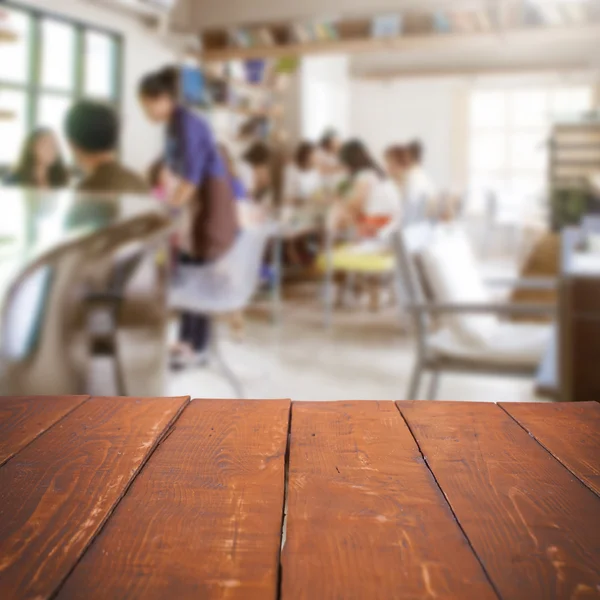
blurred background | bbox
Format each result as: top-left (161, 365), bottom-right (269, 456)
top-left (1, 0), bottom-right (599, 402)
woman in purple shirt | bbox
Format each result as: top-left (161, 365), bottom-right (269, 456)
top-left (139, 67), bottom-right (238, 367)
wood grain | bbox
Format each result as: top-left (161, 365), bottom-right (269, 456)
top-left (57, 399), bottom-right (291, 600)
top-left (281, 401), bottom-right (497, 600)
top-left (0, 395), bottom-right (88, 466)
top-left (502, 401), bottom-right (600, 497)
top-left (0, 396), bottom-right (188, 600)
top-left (399, 401), bottom-right (600, 600)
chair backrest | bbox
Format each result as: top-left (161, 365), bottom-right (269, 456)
top-left (0, 213), bottom-right (171, 396)
top-left (394, 223), bottom-right (499, 347)
top-left (170, 222), bottom-right (275, 314)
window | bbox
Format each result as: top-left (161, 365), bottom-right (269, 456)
top-left (0, 3), bottom-right (122, 168)
top-left (468, 85), bottom-right (593, 202)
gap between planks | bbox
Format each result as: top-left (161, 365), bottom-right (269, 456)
top-left (393, 402), bottom-right (503, 600)
top-left (497, 403), bottom-right (600, 500)
top-left (48, 396), bottom-right (192, 600)
top-left (276, 401), bottom-right (293, 600)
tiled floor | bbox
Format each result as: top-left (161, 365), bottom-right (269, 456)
top-left (166, 280), bottom-right (546, 403)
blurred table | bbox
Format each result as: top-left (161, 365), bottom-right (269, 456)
top-left (1, 396), bottom-right (599, 599)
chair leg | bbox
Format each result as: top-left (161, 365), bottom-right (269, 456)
top-left (208, 319), bottom-right (245, 399)
top-left (406, 360), bottom-right (424, 400)
top-left (426, 370), bottom-right (441, 401)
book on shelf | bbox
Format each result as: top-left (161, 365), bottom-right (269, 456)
top-left (433, 11), bottom-right (452, 33)
top-left (371, 14), bottom-right (403, 38)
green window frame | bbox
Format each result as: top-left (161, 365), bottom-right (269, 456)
top-left (0, 1), bottom-right (124, 167)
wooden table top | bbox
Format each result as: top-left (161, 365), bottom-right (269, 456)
top-left (0, 397), bottom-right (599, 599)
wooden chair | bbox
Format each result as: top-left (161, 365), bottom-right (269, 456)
top-left (0, 214), bottom-right (171, 396)
top-left (393, 223), bottom-right (557, 400)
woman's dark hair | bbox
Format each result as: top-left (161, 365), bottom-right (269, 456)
top-left (139, 66), bottom-right (179, 99)
top-left (339, 139), bottom-right (384, 179)
top-left (243, 142), bottom-right (271, 167)
top-left (13, 128), bottom-right (69, 188)
top-left (294, 141), bottom-right (315, 171)
top-left (319, 129), bottom-right (338, 153)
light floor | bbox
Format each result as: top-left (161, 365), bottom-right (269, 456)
top-left (166, 281), bottom-right (545, 403)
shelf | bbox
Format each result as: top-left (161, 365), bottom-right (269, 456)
top-left (202, 23), bottom-right (600, 62)
top-left (213, 104), bottom-right (273, 118)
top-left (0, 109), bottom-right (16, 121)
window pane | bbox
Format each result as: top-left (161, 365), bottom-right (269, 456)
top-left (509, 132), bottom-right (548, 170)
top-left (0, 8), bottom-right (31, 84)
top-left (470, 91), bottom-right (506, 129)
top-left (41, 19), bottom-right (75, 91)
top-left (84, 31), bottom-right (116, 99)
top-left (510, 90), bottom-right (548, 128)
top-left (470, 132), bottom-right (507, 171)
top-left (551, 87), bottom-right (592, 119)
top-left (0, 89), bottom-right (28, 165)
top-left (37, 95), bottom-right (73, 159)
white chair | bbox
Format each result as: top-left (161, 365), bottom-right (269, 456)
top-left (393, 223), bottom-right (557, 400)
top-left (169, 222), bottom-right (275, 397)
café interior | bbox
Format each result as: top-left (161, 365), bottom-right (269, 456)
top-left (0, 0), bottom-right (599, 403)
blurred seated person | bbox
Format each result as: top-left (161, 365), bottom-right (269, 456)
top-left (65, 100), bottom-right (148, 194)
top-left (283, 141), bottom-right (323, 207)
top-left (233, 117), bottom-right (263, 193)
top-left (242, 141), bottom-right (273, 211)
top-left (331, 139), bottom-right (400, 239)
top-left (317, 129), bottom-right (343, 191)
top-left (5, 128), bottom-right (69, 189)
top-left (404, 140), bottom-right (436, 220)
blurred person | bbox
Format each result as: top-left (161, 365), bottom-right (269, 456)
top-left (148, 158), bottom-right (177, 201)
top-left (6, 128), bottom-right (69, 188)
top-left (233, 117), bottom-right (263, 192)
top-left (283, 141), bottom-right (322, 206)
top-left (331, 139), bottom-right (400, 238)
top-left (317, 129), bottom-right (344, 191)
top-left (405, 140), bottom-right (436, 220)
top-left (139, 66), bottom-right (237, 367)
top-left (242, 141), bottom-right (273, 210)
top-left (65, 100), bottom-right (148, 193)
top-left (384, 145), bottom-right (410, 189)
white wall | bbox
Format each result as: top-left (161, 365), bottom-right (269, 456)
top-left (301, 55), bottom-right (351, 141)
top-left (18, 0), bottom-right (179, 172)
top-left (350, 78), bottom-right (468, 190)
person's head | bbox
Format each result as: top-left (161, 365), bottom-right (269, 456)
top-left (384, 145), bottom-right (410, 179)
top-left (319, 129), bottom-right (341, 155)
top-left (14, 128), bottom-right (69, 188)
top-left (294, 141), bottom-right (316, 172)
top-left (243, 142), bottom-right (272, 191)
top-left (407, 140), bottom-right (424, 166)
top-left (65, 100), bottom-right (120, 174)
top-left (238, 117), bottom-right (263, 142)
top-left (138, 66), bottom-right (179, 123)
top-left (339, 139), bottom-right (383, 178)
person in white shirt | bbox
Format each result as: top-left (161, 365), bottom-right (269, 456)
top-left (283, 141), bottom-right (323, 206)
top-left (404, 140), bottom-right (436, 223)
top-left (316, 129), bottom-right (344, 192)
top-left (331, 139), bottom-right (401, 237)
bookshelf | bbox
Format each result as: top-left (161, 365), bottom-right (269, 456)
top-left (200, 1), bottom-right (600, 61)
top-left (549, 117), bottom-right (600, 229)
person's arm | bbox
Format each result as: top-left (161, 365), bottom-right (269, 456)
top-left (344, 178), bottom-right (371, 218)
top-left (169, 179), bottom-right (197, 208)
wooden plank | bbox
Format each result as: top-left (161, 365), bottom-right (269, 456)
top-left (281, 401), bottom-right (497, 600)
top-left (0, 396), bottom-right (189, 600)
top-left (0, 395), bottom-right (88, 466)
top-left (57, 399), bottom-right (291, 600)
top-left (399, 401), bottom-right (600, 600)
top-left (502, 401), bottom-right (600, 497)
